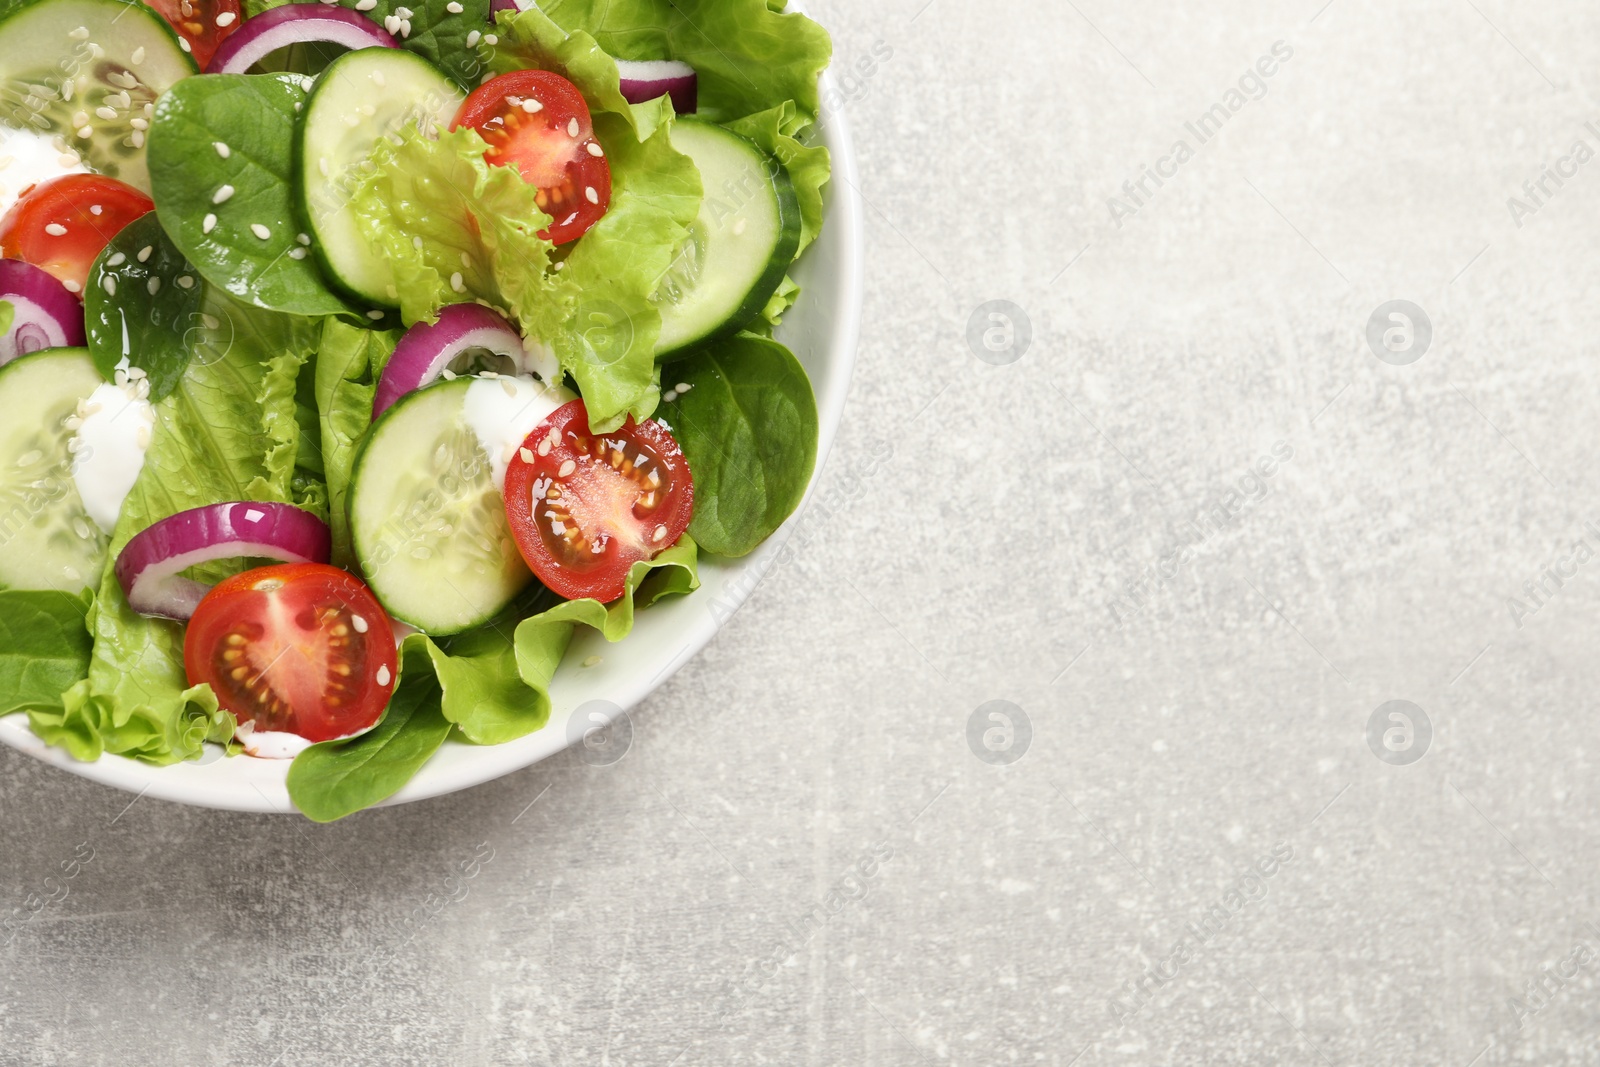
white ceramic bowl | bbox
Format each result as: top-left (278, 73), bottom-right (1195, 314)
top-left (0, 74), bottom-right (863, 814)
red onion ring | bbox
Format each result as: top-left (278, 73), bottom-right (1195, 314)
top-left (614, 59), bottom-right (697, 113)
top-left (115, 502), bottom-right (332, 620)
top-left (206, 4), bottom-right (398, 75)
top-left (373, 303), bottom-right (554, 419)
top-left (0, 259), bottom-right (85, 367)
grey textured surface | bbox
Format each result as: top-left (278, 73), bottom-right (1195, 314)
top-left (6, 0), bottom-right (1600, 1063)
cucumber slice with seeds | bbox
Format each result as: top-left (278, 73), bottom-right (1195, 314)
top-left (652, 119), bottom-right (801, 359)
top-left (347, 377), bottom-right (534, 634)
top-left (0, 0), bottom-right (196, 192)
top-left (296, 47), bottom-right (461, 307)
top-left (0, 347), bottom-right (109, 593)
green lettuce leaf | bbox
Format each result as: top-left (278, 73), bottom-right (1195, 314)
top-left (351, 106), bottom-right (700, 429)
top-left (313, 319), bottom-right (398, 566)
top-left (539, 0), bottom-right (831, 125)
top-left (349, 124), bottom-right (571, 344)
top-left (286, 642), bottom-right (453, 822)
top-left (555, 105), bottom-right (701, 430)
top-left (0, 590), bottom-right (92, 717)
top-left (0, 300), bottom-right (14, 337)
top-left (665, 334), bottom-right (817, 556)
top-left (488, 4), bottom-right (645, 134)
top-left (27, 295), bottom-right (321, 765)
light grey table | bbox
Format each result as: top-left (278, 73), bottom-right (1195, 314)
top-left (6, 1), bottom-right (1600, 1063)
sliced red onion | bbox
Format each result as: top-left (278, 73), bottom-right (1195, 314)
top-left (488, 0), bottom-right (528, 13)
top-left (206, 4), bottom-right (398, 74)
top-left (0, 259), bottom-right (84, 367)
top-left (115, 502), bottom-right (332, 620)
top-left (373, 303), bottom-right (557, 419)
top-left (615, 59), bottom-right (697, 113)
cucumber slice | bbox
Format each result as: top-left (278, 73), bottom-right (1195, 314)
top-left (652, 119), bottom-right (801, 359)
top-left (0, 347), bottom-right (110, 593)
top-left (0, 0), bottom-right (196, 192)
top-left (347, 377), bottom-right (533, 634)
top-left (297, 48), bottom-right (462, 307)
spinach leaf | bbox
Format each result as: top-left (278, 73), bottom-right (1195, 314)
top-left (83, 212), bottom-right (206, 402)
top-left (286, 644), bottom-right (453, 822)
top-left (147, 72), bottom-right (358, 317)
top-left (664, 335), bottom-right (817, 556)
top-left (0, 590), bottom-right (91, 716)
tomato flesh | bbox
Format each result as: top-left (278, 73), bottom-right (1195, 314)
top-left (452, 70), bottom-right (611, 245)
top-left (0, 175), bottom-right (154, 297)
top-left (142, 0), bottom-right (242, 69)
top-left (184, 563), bottom-right (398, 749)
top-left (504, 399), bottom-right (693, 603)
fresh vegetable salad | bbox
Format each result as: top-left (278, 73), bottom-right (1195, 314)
top-left (0, 0), bottom-right (832, 818)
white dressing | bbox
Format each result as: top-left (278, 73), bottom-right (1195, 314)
top-left (70, 380), bottom-right (155, 534)
top-left (461, 373), bottom-right (573, 490)
top-left (237, 729), bottom-right (315, 760)
top-left (0, 126), bottom-right (88, 217)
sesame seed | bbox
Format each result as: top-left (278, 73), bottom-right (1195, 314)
top-left (567, 117), bottom-right (579, 137)
top-left (552, 260), bottom-right (565, 271)
top-left (318, 157), bottom-right (330, 177)
top-left (212, 184), bottom-right (234, 204)
top-left (202, 213), bottom-right (216, 234)
top-left (499, 377), bottom-right (517, 398)
top-left (136, 245), bottom-right (152, 262)
top-left (250, 223), bottom-right (270, 239)
top-left (68, 25), bottom-right (88, 39)
top-left (102, 275), bottom-right (116, 296)
top-left (296, 233), bottom-right (310, 245)
top-left (519, 447), bottom-right (534, 463)
top-left (215, 10), bottom-right (234, 24)
top-left (412, 235), bottom-right (423, 249)
top-left (398, 19), bottom-right (410, 38)
top-left (131, 46), bottom-right (145, 64)
top-left (440, 368), bottom-right (456, 380)
top-left (582, 655), bottom-right (602, 667)
top-left (178, 37), bottom-right (191, 53)
top-left (213, 141), bottom-right (229, 158)
top-left (355, 0), bottom-right (374, 8)
top-left (58, 154), bottom-right (80, 167)
top-left (128, 130), bottom-right (144, 149)
top-left (106, 252), bottom-right (125, 266)
top-left (95, 106), bottom-right (116, 120)
top-left (537, 437), bottom-right (552, 456)
top-left (147, 277), bottom-right (160, 295)
top-left (520, 98), bottom-right (542, 113)
top-left (366, 310), bottom-right (385, 320)
top-left (75, 126), bottom-right (92, 139)
top-left (376, 665), bottom-right (391, 686)
top-left (675, 382), bottom-right (691, 393)
top-left (177, 276), bottom-right (194, 289)
top-left (586, 141), bottom-right (603, 157)
top-left (383, 14), bottom-right (400, 32)
top-left (44, 223), bottom-right (66, 236)
top-left (62, 279), bottom-right (80, 294)
top-left (287, 247), bottom-right (306, 259)
top-left (71, 110), bottom-right (87, 126)
top-left (584, 186), bottom-right (598, 204)
top-left (558, 459), bottom-right (575, 477)
top-left (350, 614), bottom-right (368, 633)
top-left (130, 117), bottom-right (147, 130)
top-left (446, 1), bottom-right (462, 10)
top-left (136, 425), bottom-right (150, 448)
top-left (652, 524), bottom-right (667, 542)
top-left (371, 70), bottom-right (385, 87)
top-left (460, 252), bottom-right (472, 267)
top-left (449, 271), bottom-right (464, 292)
top-left (466, 29), bottom-right (480, 47)
top-left (394, 5), bottom-right (411, 16)
top-left (483, 33), bottom-right (497, 44)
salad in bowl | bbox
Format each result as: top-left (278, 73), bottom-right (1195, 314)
top-left (0, 0), bottom-right (837, 818)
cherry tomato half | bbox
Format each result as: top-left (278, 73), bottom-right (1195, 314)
top-left (0, 175), bottom-right (154, 297)
top-left (184, 563), bottom-right (398, 747)
top-left (504, 399), bottom-right (693, 603)
top-left (142, 0), bottom-right (242, 69)
top-left (452, 69), bottom-right (612, 245)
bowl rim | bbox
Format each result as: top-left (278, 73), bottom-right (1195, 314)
top-left (0, 67), bottom-right (865, 815)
